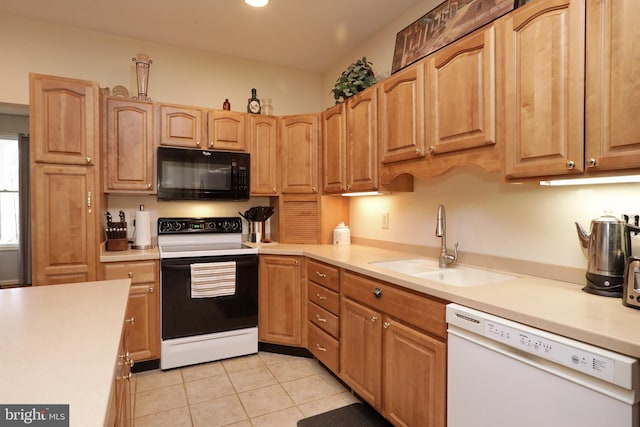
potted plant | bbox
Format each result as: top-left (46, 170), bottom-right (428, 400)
top-left (331, 57), bottom-right (377, 104)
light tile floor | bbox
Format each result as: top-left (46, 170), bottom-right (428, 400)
top-left (132, 351), bottom-right (358, 427)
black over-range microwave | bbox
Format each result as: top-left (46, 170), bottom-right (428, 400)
top-left (157, 147), bottom-right (250, 201)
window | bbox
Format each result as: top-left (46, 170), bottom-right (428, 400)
top-left (0, 136), bottom-right (19, 248)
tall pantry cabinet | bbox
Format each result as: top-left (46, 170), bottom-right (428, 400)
top-left (29, 73), bottom-right (104, 285)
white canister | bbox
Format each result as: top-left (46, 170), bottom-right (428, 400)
top-left (333, 222), bottom-right (351, 246)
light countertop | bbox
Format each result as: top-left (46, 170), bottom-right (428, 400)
top-left (105, 241), bottom-right (640, 358)
top-left (0, 279), bottom-right (131, 426)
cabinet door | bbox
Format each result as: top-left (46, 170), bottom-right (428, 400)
top-left (340, 297), bottom-right (382, 409)
top-left (249, 115), bottom-right (279, 195)
top-left (382, 318), bottom-right (446, 427)
top-left (258, 255), bottom-right (305, 346)
top-left (31, 164), bottom-right (97, 285)
top-left (585, 0), bottom-right (640, 171)
top-left (322, 103), bottom-right (347, 194)
top-left (105, 98), bottom-right (155, 193)
top-left (503, 0), bottom-right (585, 178)
top-left (427, 25), bottom-right (497, 155)
top-left (126, 282), bottom-right (160, 361)
top-left (378, 63), bottom-right (425, 164)
top-left (347, 86), bottom-right (379, 192)
top-left (279, 114), bottom-right (319, 194)
top-left (208, 110), bottom-right (247, 151)
top-left (158, 104), bottom-right (206, 148)
top-left (29, 73), bottom-right (98, 165)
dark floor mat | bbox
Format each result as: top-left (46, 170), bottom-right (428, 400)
top-left (297, 403), bottom-right (393, 427)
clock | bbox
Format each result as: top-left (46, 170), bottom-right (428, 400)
top-left (247, 88), bottom-right (261, 114)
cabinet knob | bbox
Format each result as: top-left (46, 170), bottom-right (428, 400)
top-left (86, 156), bottom-right (92, 164)
top-left (272, 187), bottom-right (277, 193)
top-left (315, 271), bottom-right (327, 278)
top-left (566, 160), bottom-right (576, 169)
top-left (315, 343), bottom-right (327, 352)
top-left (149, 287), bottom-right (154, 293)
top-left (370, 315), bottom-right (378, 323)
top-left (147, 183), bottom-right (152, 189)
top-left (312, 187), bottom-right (317, 193)
top-left (316, 293), bottom-right (327, 301)
top-left (588, 158), bottom-right (597, 168)
top-left (125, 317), bottom-right (135, 325)
top-left (372, 287), bottom-right (383, 299)
top-left (293, 260), bottom-right (299, 266)
top-left (316, 314), bottom-right (327, 323)
top-left (428, 146), bottom-right (435, 154)
top-left (196, 140), bottom-right (201, 146)
top-left (128, 271), bottom-right (134, 278)
top-left (383, 321), bottom-right (391, 329)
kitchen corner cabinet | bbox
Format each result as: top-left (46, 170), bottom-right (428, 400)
top-left (585, 0), bottom-right (640, 172)
top-left (102, 260), bottom-right (160, 362)
top-left (258, 255), bottom-right (306, 346)
top-left (104, 97), bottom-right (155, 193)
top-left (279, 114), bottom-right (319, 194)
top-left (158, 103), bottom-right (206, 148)
top-left (503, 0), bottom-right (586, 179)
top-left (29, 73), bottom-right (98, 165)
top-left (208, 109), bottom-right (247, 151)
top-left (249, 115), bottom-right (279, 195)
top-left (340, 271), bottom-right (447, 427)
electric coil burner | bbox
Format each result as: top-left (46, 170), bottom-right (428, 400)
top-left (158, 217), bottom-right (258, 370)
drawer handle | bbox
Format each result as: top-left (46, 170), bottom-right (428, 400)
top-left (125, 317), bottom-right (135, 325)
top-left (383, 321), bottom-right (391, 329)
top-left (370, 315), bottom-right (378, 323)
top-left (117, 373), bottom-right (132, 381)
top-left (316, 293), bottom-right (327, 301)
top-left (316, 314), bottom-right (327, 323)
top-left (128, 271), bottom-right (134, 278)
top-left (119, 351), bottom-right (130, 361)
top-left (372, 287), bottom-right (382, 299)
top-left (316, 344), bottom-right (327, 352)
top-left (315, 271), bottom-right (327, 278)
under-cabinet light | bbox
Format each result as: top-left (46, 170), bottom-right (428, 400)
top-left (245, 0), bottom-right (269, 7)
top-left (539, 175), bottom-right (640, 186)
top-left (341, 191), bottom-right (388, 197)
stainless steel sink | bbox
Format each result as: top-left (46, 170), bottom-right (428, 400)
top-left (369, 258), bottom-right (518, 287)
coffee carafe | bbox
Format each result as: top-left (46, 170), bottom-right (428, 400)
top-left (575, 214), bottom-right (632, 297)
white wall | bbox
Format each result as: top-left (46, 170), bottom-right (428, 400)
top-left (0, 13), bottom-right (323, 115)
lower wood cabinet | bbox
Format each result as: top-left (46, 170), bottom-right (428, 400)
top-left (102, 260), bottom-right (160, 362)
top-left (340, 270), bottom-right (447, 427)
top-left (258, 255), bottom-right (306, 346)
top-left (109, 318), bottom-right (133, 427)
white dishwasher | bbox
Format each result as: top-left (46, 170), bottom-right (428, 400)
top-left (446, 304), bottom-right (640, 427)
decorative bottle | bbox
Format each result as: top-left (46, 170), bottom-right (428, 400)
top-left (247, 88), bottom-right (261, 114)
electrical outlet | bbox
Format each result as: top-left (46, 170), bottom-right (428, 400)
top-left (381, 211), bottom-right (389, 229)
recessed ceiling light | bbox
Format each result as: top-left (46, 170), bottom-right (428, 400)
top-left (245, 0), bottom-right (269, 7)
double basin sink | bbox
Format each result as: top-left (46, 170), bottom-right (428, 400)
top-left (369, 258), bottom-right (518, 287)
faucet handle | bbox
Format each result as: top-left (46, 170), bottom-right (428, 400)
top-left (451, 242), bottom-right (459, 264)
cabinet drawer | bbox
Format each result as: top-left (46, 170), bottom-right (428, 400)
top-left (103, 261), bottom-right (158, 284)
top-left (308, 281), bottom-right (340, 315)
top-left (342, 270), bottom-right (447, 339)
top-left (308, 322), bottom-right (339, 372)
top-left (307, 259), bottom-right (340, 292)
top-left (307, 301), bottom-right (339, 338)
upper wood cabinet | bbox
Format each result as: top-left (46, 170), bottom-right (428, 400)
top-left (207, 110), bottom-right (247, 151)
top-left (427, 24), bottom-right (497, 155)
top-left (585, 0), bottom-right (640, 173)
top-left (249, 115), bottom-right (279, 195)
top-left (158, 103), bottom-right (206, 148)
top-left (321, 103), bottom-right (347, 194)
top-left (378, 63), bottom-right (426, 164)
top-left (104, 98), bottom-right (155, 193)
top-left (503, 0), bottom-right (586, 179)
top-left (30, 73), bottom-right (98, 165)
top-left (346, 87), bottom-right (379, 193)
top-left (279, 114), bottom-right (319, 194)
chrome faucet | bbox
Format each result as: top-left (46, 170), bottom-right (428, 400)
top-left (436, 204), bottom-right (458, 268)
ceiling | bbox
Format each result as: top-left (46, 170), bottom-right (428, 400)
top-left (0, 0), bottom-right (427, 73)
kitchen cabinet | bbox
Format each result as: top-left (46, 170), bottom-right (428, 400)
top-left (102, 260), bottom-right (160, 362)
top-left (157, 103), bottom-right (206, 148)
top-left (104, 97), bottom-right (155, 193)
top-left (207, 109), bottom-right (247, 151)
top-left (276, 194), bottom-right (349, 244)
top-left (249, 114), bottom-right (279, 195)
top-left (340, 271), bottom-right (447, 427)
top-left (279, 113), bottom-right (319, 194)
top-left (258, 255), bottom-right (306, 346)
top-left (31, 164), bottom-right (98, 285)
top-left (321, 102), bottom-right (347, 194)
top-left (378, 63), bottom-right (426, 164)
top-left (503, 0), bottom-right (586, 179)
top-left (306, 259), bottom-right (340, 372)
top-left (114, 325), bottom-right (133, 427)
top-left (585, 0), bottom-right (640, 172)
top-left (29, 73), bottom-right (98, 166)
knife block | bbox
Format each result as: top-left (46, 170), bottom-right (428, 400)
top-left (105, 221), bottom-right (128, 251)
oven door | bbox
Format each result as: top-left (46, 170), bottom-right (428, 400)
top-left (161, 254), bottom-right (258, 340)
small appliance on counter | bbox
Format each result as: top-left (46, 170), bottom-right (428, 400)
top-left (623, 256), bottom-right (640, 309)
top-left (105, 211), bottom-right (128, 251)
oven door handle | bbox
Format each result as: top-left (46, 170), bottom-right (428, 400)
top-left (161, 260), bottom-right (198, 270)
